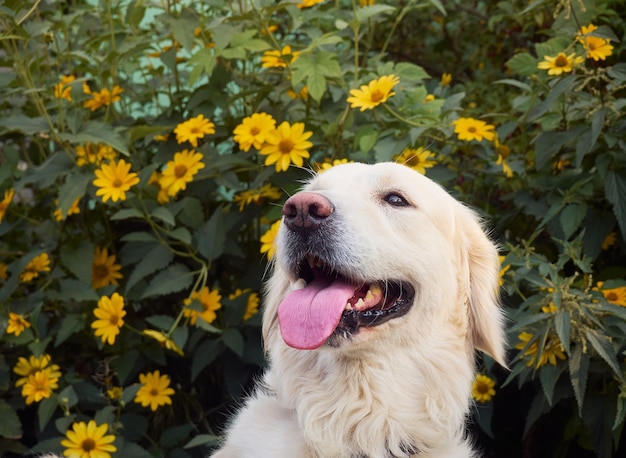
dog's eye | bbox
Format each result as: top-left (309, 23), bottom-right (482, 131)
top-left (384, 192), bottom-right (410, 207)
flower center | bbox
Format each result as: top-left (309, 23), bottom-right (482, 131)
top-left (174, 165), bottom-right (188, 178)
top-left (109, 315), bottom-right (119, 325)
top-left (150, 388), bottom-right (159, 396)
top-left (250, 126), bottom-right (260, 135)
top-left (607, 292), bottom-right (618, 301)
top-left (370, 90), bottom-right (384, 103)
top-left (476, 382), bottom-right (489, 394)
top-left (278, 139), bottom-right (294, 154)
top-left (82, 438), bottom-right (96, 452)
top-left (112, 178), bottom-right (123, 188)
top-left (555, 55), bottom-right (568, 67)
top-left (468, 126), bottom-right (477, 133)
top-left (93, 265), bottom-right (109, 279)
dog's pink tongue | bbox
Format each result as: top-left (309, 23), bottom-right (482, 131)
top-left (278, 277), bottom-right (356, 350)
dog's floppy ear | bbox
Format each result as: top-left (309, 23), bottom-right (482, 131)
top-left (460, 207), bottom-right (507, 367)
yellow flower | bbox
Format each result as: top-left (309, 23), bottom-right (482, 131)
top-left (260, 220), bottom-right (281, 260)
top-left (596, 281), bottom-right (626, 307)
top-left (537, 52), bottom-right (584, 75)
top-left (20, 253), bottom-right (51, 282)
top-left (61, 420), bottom-right (117, 458)
top-left (440, 72), bottom-right (452, 87)
top-left (21, 367), bottom-right (59, 405)
top-left (174, 114), bottom-right (215, 147)
top-left (261, 45), bottom-right (300, 68)
top-left (106, 386), bottom-right (123, 401)
top-left (91, 247), bottom-right (123, 290)
top-left (577, 24), bottom-right (613, 61)
top-left (233, 113), bottom-right (277, 152)
top-left (229, 288), bottom-right (260, 321)
top-left (92, 292), bottom-right (127, 345)
top-left (541, 303), bottom-right (558, 314)
top-left (315, 158), bottom-right (352, 172)
top-left (184, 286), bottom-right (223, 325)
top-left (83, 85), bottom-right (124, 111)
top-left (394, 147), bottom-right (437, 175)
top-left (515, 332), bottom-right (566, 368)
top-left (148, 171), bottom-right (171, 204)
top-left (0, 262), bottom-right (8, 281)
top-left (498, 256), bottom-right (510, 286)
top-left (602, 232), bottom-right (616, 251)
top-left (347, 74), bottom-right (400, 111)
top-left (75, 143), bottom-right (116, 166)
top-left (471, 374), bottom-right (496, 402)
top-left (232, 184), bottom-right (282, 211)
top-left (93, 159), bottom-right (140, 203)
top-left (0, 188), bottom-right (14, 224)
top-left (297, 0), bottom-right (324, 8)
top-left (14, 354), bottom-right (61, 387)
top-left (453, 117), bottom-right (496, 142)
top-left (53, 197), bottom-right (81, 222)
top-left (424, 94), bottom-right (436, 103)
top-left (286, 86), bottom-right (309, 100)
top-left (54, 75), bottom-right (75, 101)
top-left (259, 121), bottom-right (313, 172)
top-left (134, 370), bottom-right (175, 411)
top-left (159, 149), bottom-right (205, 196)
top-left (142, 329), bottom-right (184, 356)
top-left (6, 312), bottom-right (31, 336)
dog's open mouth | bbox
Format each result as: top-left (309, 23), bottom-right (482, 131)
top-left (277, 255), bottom-right (415, 350)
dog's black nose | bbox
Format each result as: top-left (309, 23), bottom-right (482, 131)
top-left (282, 192), bottom-right (334, 232)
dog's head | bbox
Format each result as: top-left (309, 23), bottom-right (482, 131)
top-left (263, 162), bottom-right (506, 366)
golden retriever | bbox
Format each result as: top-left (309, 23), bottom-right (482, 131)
top-left (212, 162), bottom-right (506, 458)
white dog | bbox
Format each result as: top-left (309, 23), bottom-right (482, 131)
top-left (212, 162), bottom-right (506, 458)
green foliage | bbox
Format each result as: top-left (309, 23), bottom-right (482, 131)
top-left (0, 0), bottom-right (624, 457)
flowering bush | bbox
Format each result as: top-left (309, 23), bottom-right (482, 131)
top-left (0, 0), bottom-right (624, 457)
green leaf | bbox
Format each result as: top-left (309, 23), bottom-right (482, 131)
top-left (0, 399), bottom-right (22, 438)
top-left (111, 208), bottom-right (143, 221)
top-left (554, 310), bottom-right (570, 355)
top-left (291, 52), bottom-right (342, 102)
top-left (221, 328), bottom-right (244, 357)
top-left (0, 115), bottom-right (49, 135)
top-left (585, 330), bottom-right (623, 380)
top-left (505, 53), bottom-right (537, 77)
top-left (188, 48), bottom-right (217, 85)
top-left (196, 207), bottom-right (226, 261)
top-left (145, 315), bottom-right (175, 331)
top-left (533, 128), bottom-right (582, 171)
top-left (58, 172), bottom-right (91, 218)
top-left (560, 204), bottom-right (587, 240)
top-left (355, 125), bottom-right (379, 153)
top-left (191, 340), bottom-right (224, 381)
top-left (151, 206), bottom-right (176, 226)
top-left (394, 62), bottom-right (429, 82)
top-left (528, 75), bottom-right (578, 122)
top-left (38, 395), bottom-right (58, 432)
top-left (60, 240), bottom-right (95, 285)
top-left (184, 434), bottom-right (220, 449)
top-left (60, 120), bottom-right (129, 156)
top-left (57, 385), bottom-right (79, 408)
top-left (140, 264), bottom-right (193, 299)
top-left (53, 279), bottom-right (99, 302)
top-left (18, 152), bottom-right (74, 188)
top-left (55, 313), bottom-right (87, 347)
top-left (605, 171), bottom-right (626, 241)
top-left (538, 363), bottom-right (559, 406)
top-left (354, 4), bottom-right (395, 23)
top-left (568, 344), bottom-right (589, 415)
top-left (125, 244), bottom-right (174, 293)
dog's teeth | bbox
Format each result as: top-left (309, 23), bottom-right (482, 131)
top-left (369, 283), bottom-right (382, 297)
top-left (292, 278), bottom-right (307, 291)
top-left (354, 298), bottom-right (365, 310)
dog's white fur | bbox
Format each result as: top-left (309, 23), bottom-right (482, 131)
top-left (212, 162), bottom-right (506, 458)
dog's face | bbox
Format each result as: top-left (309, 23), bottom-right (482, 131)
top-left (264, 162), bottom-right (505, 365)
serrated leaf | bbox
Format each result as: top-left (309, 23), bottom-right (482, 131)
top-left (152, 206), bottom-right (176, 226)
top-left (18, 152), bottom-right (75, 188)
top-left (60, 120), bottom-right (129, 156)
top-left (111, 208), bottom-right (143, 221)
top-left (170, 227), bottom-right (192, 244)
top-left (54, 279), bottom-right (99, 302)
top-left (569, 344), bottom-right (589, 415)
top-left (38, 395), bottom-right (59, 432)
top-left (539, 363), bottom-right (559, 405)
top-left (58, 172), bottom-right (91, 217)
top-left (576, 107), bottom-right (607, 166)
top-left (126, 244), bottom-right (174, 293)
top-left (528, 75), bottom-right (578, 122)
top-left (145, 315), bottom-right (176, 331)
top-left (560, 204), bottom-right (587, 240)
top-left (534, 129), bottom-right (582, 171)
top-left (394, 62), bottom-right (429, 82)
top-left (55, 313), bottom-right (87, 347)
top-left (585, 330), bottom-right (623, 380)
top-left (191, 340), bottom-right (224, 381)
top-left (291, 52), bottom-right (342, 102)
top-left (221, 328), bottom-right (244, 356)
top-left (554, 310), bottom-right (570, 355)
top-left (605, 171), bottom-right (626, 241)
top-left (141, 264), bottom-right (193, 299)
top-left (0, 399), bottom-right (22, 438)
top-left (196, 207), bottom-right (226, 261)
top-left (506, 53), bottom-right (537, 77)
top-left (60, 240), bottom-right (95, 284)
top-left (0, 115), bottom-right (49, 135)
top-left (184, 434), bottom-right (220, 449)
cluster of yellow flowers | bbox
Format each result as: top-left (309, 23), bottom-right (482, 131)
top-left (13, 354), bottom-right (61, 405)
top-left (537, 23), bottom-right (614, 76)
